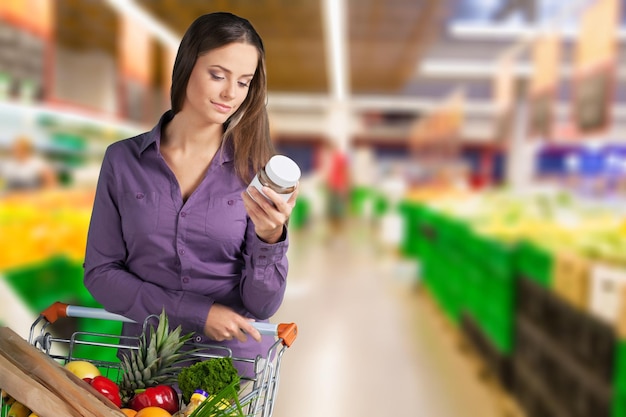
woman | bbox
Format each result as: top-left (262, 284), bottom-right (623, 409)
top-left (84, 12), bottom-right (297, 370)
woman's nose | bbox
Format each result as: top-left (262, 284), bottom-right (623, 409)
top-left (221, 82), bottom-right (236, 99)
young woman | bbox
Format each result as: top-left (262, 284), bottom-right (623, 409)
top-left (84, 12), bottom-right (297, 369)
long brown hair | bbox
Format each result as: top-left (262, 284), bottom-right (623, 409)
top-left (170, 12), bottom-right (274, 183)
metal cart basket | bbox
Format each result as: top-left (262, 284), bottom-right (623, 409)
top-left (5, 301), bottom-right (297, 417)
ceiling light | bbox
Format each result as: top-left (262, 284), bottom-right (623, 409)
top-left (105, 0), bottom-right (181, 50)
top-left (323, 0), bottom-right (349, 101)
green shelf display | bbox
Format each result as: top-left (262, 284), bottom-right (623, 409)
top-left (3, 256), bottom-right (121, 365)
top-left (515, 240), bottom-right (554, 286)
top-left (349, 186), bottom-right (389, 218)
top-left (399, 201), bottom-right (531, 356)
top-left (614, 341), bottom-right (626, 417)
top-left (4, 255), bottom-right (87, 313)
top-left (289, 195), bottom-right (310, 230)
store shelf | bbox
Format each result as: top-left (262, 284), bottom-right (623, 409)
top-left (0, 99), bottom-right (144, 149)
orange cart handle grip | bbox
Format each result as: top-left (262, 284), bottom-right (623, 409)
top-left (40, 301), bottom-right (69, 324)
top-left (277, 323), bottom-right (298, 347)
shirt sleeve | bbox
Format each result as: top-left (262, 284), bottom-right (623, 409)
top-left (83, 147), bottom-right (213, 334)
top-left (239, 216), bottom-right (289, 320)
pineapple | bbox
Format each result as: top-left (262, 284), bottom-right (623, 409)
top-left (118, 308), bottom-right (194, 402)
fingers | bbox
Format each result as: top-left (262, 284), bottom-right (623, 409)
top-left (286, 182), bottom-right (300, 205)
top-left (242, 187), bottom-right (289, 243)
top-left (244, 186), bottom-right (279, 213)
top-left (243, 185), bottom-right (297, 215)
top-left (240, 320), bottom-right (262, 342)
top-left (215, 321), bottom-right (261, 343)
top-left (204, 304), bottom-right (263, 343)
top-left (263, 184), bottom-right (299, 211)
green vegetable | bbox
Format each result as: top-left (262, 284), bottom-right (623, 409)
top-left (177, 357), bottom-right (240, 404)
top-left (188, 380), bottom-right (247, 417)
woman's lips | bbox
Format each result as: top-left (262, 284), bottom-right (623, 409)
top-left (212, 101), bottom-right (232, 113)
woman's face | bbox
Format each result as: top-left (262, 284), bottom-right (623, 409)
top-left (184, 42), bottom-right (259, 124)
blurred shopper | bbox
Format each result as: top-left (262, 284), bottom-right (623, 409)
top-left (325, 144), bottom-right (351, 231)
top-left (0, 135), bottom-right (57, 191)
top-left (84, 12), bottom-right (298, 374)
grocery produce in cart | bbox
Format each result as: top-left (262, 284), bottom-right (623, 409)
top-left (177, 357), bottom-right (240, 404)
top-left (64, 360), bottom-right (102, 379)
top-left (0, 302), bottom-right (297, 417)
top-left (1, 390), bottom-right (31, 417)
top-left (128, 385), bottom-right (179, 414)
top-left (117, 308), bottom-right (193, 412)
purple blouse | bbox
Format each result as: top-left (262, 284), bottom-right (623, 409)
top-left (84, 111), bottom-right (289, 359)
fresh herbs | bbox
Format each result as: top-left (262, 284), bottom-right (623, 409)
top-left (177, 357), bottom-right (240, 404)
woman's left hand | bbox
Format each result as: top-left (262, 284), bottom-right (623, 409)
top-left (242, 183), bottom-right (299, 244)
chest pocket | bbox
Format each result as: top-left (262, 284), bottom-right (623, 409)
top-left (205, 197), bottom-right (247, 242)
top-left (121, 191), bottom-right (159, 235)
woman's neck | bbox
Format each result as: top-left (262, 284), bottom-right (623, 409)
top-left (163, 111), bottom-right (224, 154)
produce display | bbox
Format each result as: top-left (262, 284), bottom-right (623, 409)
top-left (421, 189), bottom-right (626, 266)
top-left (0, 189), bottom-right (94, 270)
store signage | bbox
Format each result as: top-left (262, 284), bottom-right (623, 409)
top-left (571, 0), bottom-right (620, 136)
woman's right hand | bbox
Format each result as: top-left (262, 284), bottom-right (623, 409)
top-left (204, 303), bottom-right (262, 343)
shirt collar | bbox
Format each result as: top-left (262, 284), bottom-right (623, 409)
top-left (138, 110), bottom-right (234, 165)
top-left (139, 110), bottom-right (173, 154)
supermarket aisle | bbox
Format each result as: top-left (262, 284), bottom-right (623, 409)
top-left (271, 219), bottom-right (510, 417)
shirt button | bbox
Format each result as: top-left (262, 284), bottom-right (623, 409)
top-left (182, 276), bottom-right (190, 283)
top-left (136, 193), bottom-right (145, 199)
top-left (194, 335), bottom-right (203, 343)
top-left (180, 211), bottom-right (187, 217)
top-left (179, 249), bottom-right (185, 255)
top-left (227, 200), bottom-right (234, 205)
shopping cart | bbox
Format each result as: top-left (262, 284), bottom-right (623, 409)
top-left (2, 301), bottom-right (297, 417)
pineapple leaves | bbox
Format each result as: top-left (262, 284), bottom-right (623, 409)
top-left (119, 308), bottom-right (195, 396)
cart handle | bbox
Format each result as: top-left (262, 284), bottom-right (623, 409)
top-left (41, 302), bottom-right (298, 347)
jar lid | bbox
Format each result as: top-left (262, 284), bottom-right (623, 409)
top-left (265, 155), bottom-right (301, 188)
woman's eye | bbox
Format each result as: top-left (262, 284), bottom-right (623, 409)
top-left (238, 81), bottom-right (250, 88)
top-left (210, 73), bottom-right (224, 81)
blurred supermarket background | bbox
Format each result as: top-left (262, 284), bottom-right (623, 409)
top-left (1, 0), bottom-right (626, 416)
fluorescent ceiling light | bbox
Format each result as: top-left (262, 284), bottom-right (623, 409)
top-left (450, 22), bottom-right (626, 41)
top-left (419, 59), bottom-right (626, 80)
top-left (419, 60), bottom-right (534, 78)
top-left (105, 0), bottom-right (181, 50)
top-left (323, 0), bottom-right (349, 101)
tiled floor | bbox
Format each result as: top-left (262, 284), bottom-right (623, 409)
top-left (271, 218), bottom-right (514, 417)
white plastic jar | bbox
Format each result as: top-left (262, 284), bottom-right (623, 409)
top-left (249, 155), bottom-right (301, 202)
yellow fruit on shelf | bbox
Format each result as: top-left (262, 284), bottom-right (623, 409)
top-left (64, 360), bottom-right (101, 379)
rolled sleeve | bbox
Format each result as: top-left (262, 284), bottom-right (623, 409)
top-left (240, 223), bottom-right (289, 319)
